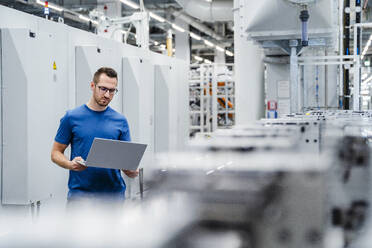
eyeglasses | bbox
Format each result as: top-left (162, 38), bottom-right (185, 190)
top-left (96, 86), bottom-right (118, 95)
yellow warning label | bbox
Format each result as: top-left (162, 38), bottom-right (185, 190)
top-left (53, 61), bottom-right (57, 70)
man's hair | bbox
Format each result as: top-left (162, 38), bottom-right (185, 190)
top-left (93, 67), bottom-right (118, 85)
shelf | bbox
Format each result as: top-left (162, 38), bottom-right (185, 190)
top-left (217, 94), bottom-right (235, 97)
top-left (189, 64), bottom-right (235, 136)
top-left (218, 110), bottom-right (235, 113)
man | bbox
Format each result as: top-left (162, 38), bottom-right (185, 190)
top-left (51, 67), bottom-right (138, 204)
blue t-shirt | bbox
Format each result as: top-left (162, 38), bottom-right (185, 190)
top-left (54, 104), bottom-right (131, 200)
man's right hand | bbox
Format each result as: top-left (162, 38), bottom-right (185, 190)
top-left (69, 156), bottom-right (87, 171)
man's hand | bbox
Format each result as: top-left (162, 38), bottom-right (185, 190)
top-left (122, 169), bottom-right (139, 178)
top-left (69, 156), bottom-right (87, 171)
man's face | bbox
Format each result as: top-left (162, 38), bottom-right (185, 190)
top-left (91, 73), bottom-right (118, 107)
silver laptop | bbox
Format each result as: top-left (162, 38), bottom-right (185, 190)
top-left (78, 138), bottom-right (147, 170)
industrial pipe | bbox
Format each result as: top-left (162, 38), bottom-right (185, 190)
top-left (344, 0), bottom-right (351, 109)
top-left (166, 29), bottom-right (173, 57)
top-left (171, 8), bottom-right (225, 41)
top-left (174, 0), bottom-right (233, 22)
top-left (300, 7), bottom-right (310, 47)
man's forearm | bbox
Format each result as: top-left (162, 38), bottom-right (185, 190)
top-left (51, 151), bottom-right (71, 170)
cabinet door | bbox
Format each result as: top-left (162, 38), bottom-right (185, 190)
top-left (1, 28), bottom-right (69, 204)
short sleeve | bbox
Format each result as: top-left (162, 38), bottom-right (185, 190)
top-left (119, 119), bottom-right (131, 142)
top-left (54, 111), bottom-right (73, 145)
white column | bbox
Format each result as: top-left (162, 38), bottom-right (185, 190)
top-left (290, 46), bottom-right (299, 113)
top-left (174, 17), bottom-right (190, 63)
top-left (234, 0), bottom-right (265, 124)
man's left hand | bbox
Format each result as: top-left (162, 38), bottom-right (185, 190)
top-left (122, 169), bottom-right (139, 178)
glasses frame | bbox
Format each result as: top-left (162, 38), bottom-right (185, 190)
top-left (96, 85), bottom-right (118, 95)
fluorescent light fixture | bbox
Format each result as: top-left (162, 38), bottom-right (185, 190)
top-left (149, 12), bottom-right (165, 23)
top-left (172, 23), bottom-right (185, 33)
top-left (194, 56), bottom-right (203, 61)
top-left (120, 0), bottom-right (139, 9)
top-left (362, 35), bottom-right (372, 59)
top-left (159, 44), bottom-right (166, 50)
top-left (79, 15), bottom-right (91, 22)
top-left (121, 30), bottom-right (127, 34)
top-left (225, 50), bottom-right (234, 56)
top-left (91, 20), bottom-right (99, 25)
top-left (154, 41), bottom-right (159, 45)
top-left (36, 0), bottom-right (63, 12)
top-left (204, 59), bottom-right (212, 64)
top-left (190, 32), bottom-right (201, 40)
top-left (363, 75), bottom-right (372, 85)
top-left (204, 39), bottom-right (214, 47)
top-left (49, 3), bottom-right (63, 12)
top-left (216, 46), bottom-right (225, 52)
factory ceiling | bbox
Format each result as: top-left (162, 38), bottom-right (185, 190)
top-left (0, 0), bottom-right (234, 63)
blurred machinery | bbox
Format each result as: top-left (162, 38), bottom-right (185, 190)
top-left (144, 110), bottom-right (372, 248)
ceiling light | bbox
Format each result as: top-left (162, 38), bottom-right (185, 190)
top-left (216, 46), bottom-right (225, 52)
top-left (154, 41), bottom-right (159, 45)
top-left (49, 3), bottom-right (63, 12)
top-left (204, 59), bottom-right (212, 64)
top-left (225, 50), bottom-right (234, 56)
top-left (204, 39), bottom-right (214, 47)
top-left (149, 12), bottom-right (165, 23)
top-left (120, 0), bottom-right (139, 9)
top-left (79, 15), bottom-right (91, 22)
top-left (172, 24), bottom-right (185, 33)
top-left (190, 32), bottom-right (201, 40)
top-left (194, 56), bottom-right (203, 61)
top-left (363, 75), bottom-right (372, 85)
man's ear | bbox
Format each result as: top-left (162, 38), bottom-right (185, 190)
top-left (90, 81), bottom-right (95, 90)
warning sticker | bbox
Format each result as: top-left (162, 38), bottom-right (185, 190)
top-left (53, 61), bottom-right (57, 70)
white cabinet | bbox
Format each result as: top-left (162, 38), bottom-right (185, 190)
top-left (1, 28), bottom-right (69, 204)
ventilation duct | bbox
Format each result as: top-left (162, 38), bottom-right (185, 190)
top-left (175, 0), bottom-right (233, 22)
